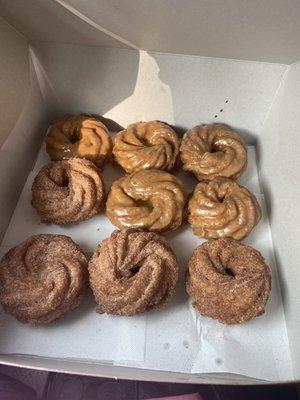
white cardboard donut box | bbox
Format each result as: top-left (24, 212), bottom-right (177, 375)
top-left (0, 0), bottom-right (299, 385)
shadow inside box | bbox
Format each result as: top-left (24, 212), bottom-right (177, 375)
top-left (0, 289), bottom-right (96, 339)
top-left (165, 287), bottom-right (189, 311)
top-left (170, 122), bottom-right (258, 145)
top-left (255, 163), bottom-right (273, 222)
top-left (101, 161), bottom-right (126, 190)
top-left (30, 42), bottom-right (141, 126)
top-left (162, 225), bottom-right (196, 309)
top-left (268, 246), bottom-right (287, 312)
top-left (90, 114), bottom-right (124, 133)
top-left (163, 224), bottom-right (203, 265)
top-left (45, 289), bottom-right (96, 330)
top-left (223, 124), bottom-right (257, 145)
top-left (169, 124), bottom-right (188, 138)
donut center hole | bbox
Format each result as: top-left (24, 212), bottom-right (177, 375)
top-left (119, 262), bottom-right (143, 280)
top-left (130, 265), bottom-right (141, 277)
top-left (139, 136), bottom-right (151, 146)
top-left (135, 199), bottom-right (153, 209)
top-left (60, 176), bottom-right (69, 187)
top-left (69, 127), bottom-right (79, 143)
top-left (57, 170), bottom-right (69, 187)
top-left (211, 143), bottom-right (221, 153)
top-left (50, 168), bottom-right (69, 187)
top-left (224, 267), bottom-right (235, 277)
top-left (216, 194), bottom-right (225, 203)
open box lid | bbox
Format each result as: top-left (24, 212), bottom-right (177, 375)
top-left (0, 0), bottom-right (300, 384)
top-left (1, 0), bottom-right (300, 64)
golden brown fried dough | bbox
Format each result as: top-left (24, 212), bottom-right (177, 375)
top-left (188, 178), bottom-right (261, 240)
top-left (106, 169), bottom-right (186, 233)
top-left (180, 124), bottom-right (247, 180)
top-left (32, 158), bottom-right (105, 225)
top-left (0, 234), bottom-right (88, 325)
top-left (45, 115), bottom-right (112, 168)
top-left (113, 121), bottom-right (179, 173)
top-left (89, 229), bottom-right (179, 316)
top-left (186, 238), bottom-right (271, 325)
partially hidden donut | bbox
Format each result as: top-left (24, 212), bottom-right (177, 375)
top-left (32, 158), bottom-right (105, 225)
top-left (186, 238), bottom-right (271, 325)
top-left (113, 121), bottom-right (180, 173)
top-left (45, 115), bottom-right (112, 168)
top-left (180, 124), bottom-right (247, 180)
top-left (0, 234), bottom-right (88, 324)
top-left (106, 169), bottom-right (186, 233)
top-left (188, 178), bottom-right (261, 240)
top-left (88, 228), bottom-right (179, 316)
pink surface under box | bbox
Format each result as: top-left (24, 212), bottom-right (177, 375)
top-left (146, 393), bottom-right (201, 400)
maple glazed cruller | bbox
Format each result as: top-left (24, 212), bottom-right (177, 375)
top-left (0, 234), bottom-right (88, 325)
top-left (188, 178), bottom-right (261, 240)
top-left (180, 124), bottom-right (247, 180)
top-left (186, 238), bottom-right (271, 325)
top-left (45, 115), bottom-right (112, 168)
top-left (113, 121), bottom-right (180, 173)
top-left (106, 169), bottom-right (186, 233)
top-left (32, 158), bottom-right (105, 225)
top-left (88, 228), bottom-right (179, 316)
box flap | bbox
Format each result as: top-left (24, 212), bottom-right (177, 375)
top-left (0, 0), bottom-right (135, 50)
top-left (2, 0), bottom-right (300, 63)
top-left (0, 17), bottom-right (29, 148)
top-left (60, 0), bottom-right (300, 63)
top-left (260, 61), bottom-right (300, 379)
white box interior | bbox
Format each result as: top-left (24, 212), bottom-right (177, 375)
top-left (0, 142), bottom-right (292, 382)
top-left (0, 0), bottom-right (300, 385)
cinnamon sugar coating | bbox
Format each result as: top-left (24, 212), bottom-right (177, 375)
top-left (186, 238), bottom-right (271, 324)
top-left (106, 169), bottom-right (186, 233)
top-left (180, 124), bottom-right (247, 180)
top-left (188, 178), bottom-right (261, 240)
top-left (0, 234), bottom-right (88, 324)
top-left (88, 229), bottom-right (179, 316)
top-left (113, 121), bottom-right (180, 173)
top-left (45, 115), bottom-right (112, 168)
top-left (32, 158), bottom-right (105, 224)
